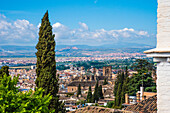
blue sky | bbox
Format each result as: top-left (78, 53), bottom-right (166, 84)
top-left (0, 0), bottom-right (157, 46)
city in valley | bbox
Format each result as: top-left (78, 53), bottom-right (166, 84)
top-left (0, 55), bottom-right (157, 112)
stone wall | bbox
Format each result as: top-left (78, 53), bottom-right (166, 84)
top-left (156, 59), bottom-right (170, 112)
top-left (157, 0), bottom-right (170, 48)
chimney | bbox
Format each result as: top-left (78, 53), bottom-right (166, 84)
top-left (125, 93), bottom-right (129, 104)
top-left (140, 87), bottom-right (144, 101)
top-left (136, 91), bottom-right (140, 102)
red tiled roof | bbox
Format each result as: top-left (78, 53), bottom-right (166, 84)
top-left (124, 95), bottom-right (157, 113)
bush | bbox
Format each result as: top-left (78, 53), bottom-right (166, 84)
top-left (106, 101), bottom-right (115, 108)
top-left (0, 74), bottom-right (53, 113)
top-left (94, 103), bottom-right (99, 106)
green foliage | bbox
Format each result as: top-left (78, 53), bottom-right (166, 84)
top-left (145, 86), bottom-right (156, 92)
top-left (36, 10), bottom-right (57, 96)
top-left (35, 11), bottom-right (65, 112)
top-left (0, 73), bottom-right (53, 113)
top-left (75, 61), bottom-right (106, 70)
top-left (77, 84), bottom-right (81, 97)
top-left (114, 71), bottom-right (128, 108)
top-left (127, 59), bottom-right (156, 96)
top-left (92, 81), bottom-right (99, 103)
top-left (98, 85), bottom-right (104, 99)
top-left (56, 65), bottom-right (70, 70)
top-left (87, 86), bottom-right (92, 103)
top-left (66, 93), bottom-right (74, 97)
top-left (106, 101), bottom-right (115, 108)
top-left (131, 59), bottom-right (153, 74)
top-left (94, 103), bottom-right (99, 106)
top-left (114, 83), bottom-right (122, 107)
top-left (127, 73), bottom-right (155, 95)
top-left (0, 66), bottom-right (9, 79)
top-left (92, 81), bottom-right (104, 103)
top-left (103, 78), bottom-right (108, 85)
top-left (99, 105), bottom-right (105, 107)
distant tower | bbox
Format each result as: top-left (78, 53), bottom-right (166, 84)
top-left (89, 75), bottom-right (93, 81)
top-left (79, 74), bottom-right (83, 82)
top-left (81, 66), bottom-right (85, 75)
top-left (92, 67), bottom-right (96, 75)
top-left (96, 69), bottom-right (99, 76)
top-left (103, 66), bottom-right (112, 77)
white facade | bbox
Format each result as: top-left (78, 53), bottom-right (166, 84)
top-left (144, 0), bottom-right (170, 112)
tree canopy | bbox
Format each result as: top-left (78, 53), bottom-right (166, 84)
top-left (0, 66), bottom-right (53, 113)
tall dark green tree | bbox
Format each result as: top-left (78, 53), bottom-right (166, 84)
top-left (92, 81), bottom-right (99, 103)
top-left (125, 66), bottom-right (128, 78)
top-left (114, 71), bottom-right (128, 108)
top-left (98, 85), bottom-right (104, 99)
top-left (103, 78), bottom-right (108, 85)
top-left (131, 59), bottom-right (153, 74)
top-left (114, 83), bottom-right (122, 108)
top-left (127, 59), bottom-right (156, 95)
top-left (35, 11), bottom-right (65, 112)
top-left (0, 66), bottom-right (9, 79)
top-left (77, 84), bottom-right (81, 97)
top-left (127, 73), bottom-right (156, 95)
top-left (87, 86), bottom-right (92, 103)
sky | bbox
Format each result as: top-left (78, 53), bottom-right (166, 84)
top-left (0, 0), bottom-right (157, 46)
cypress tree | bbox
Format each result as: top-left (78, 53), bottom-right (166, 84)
top-left (77, 84), bottom-right (81, 97)
top-left (92, 80), bottom-right (99, 103)
top-left (125, 66), bottom-right (128, 78)
top-left (121, 82), bottom-right (125, 105)
top-left (113, 71), bottom-right (127, 108)
top-left (87, 86), bottom-right (92, 103)
top-left (114, 83), bottom-right (122, 108)
top-left (103, 78), bottom-right (108, 85)
top-left (98, 85), bottom-right (104, 99)
top-left (35, 11), bottom-right (65, 112)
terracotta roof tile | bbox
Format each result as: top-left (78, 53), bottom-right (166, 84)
top-left (124, 95), bottom-right (157, 113)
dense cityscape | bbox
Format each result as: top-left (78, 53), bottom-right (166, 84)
top-left (0, 56), bottom-right (157, 112)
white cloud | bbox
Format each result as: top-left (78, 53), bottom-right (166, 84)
top-left (37, 23), bottom-right (41, 28)
top-left (52, 22), bottom-right (152, 45)
top-left (52, 22), bottom-right (64, 28)
top-left (79, 22), bottom-right (88, 30)
top-left (0, 14), bottom-right (6, 19)
top-left (0, 14), bottom-right (36, 45)
top-left (14, 19), bottom-right (33, 30)
top-left (0, 14), bottom-right (155, 46)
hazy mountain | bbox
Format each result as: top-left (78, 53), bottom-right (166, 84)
top-left (0, 43), bottom-right (154, 57)
top-left (0, 43), bottom-right (154, 52)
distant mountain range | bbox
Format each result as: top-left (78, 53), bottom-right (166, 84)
top-left (56, 43), bottom-right (153, 49)
top-left (0, 43), bottom-right (155, 57)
